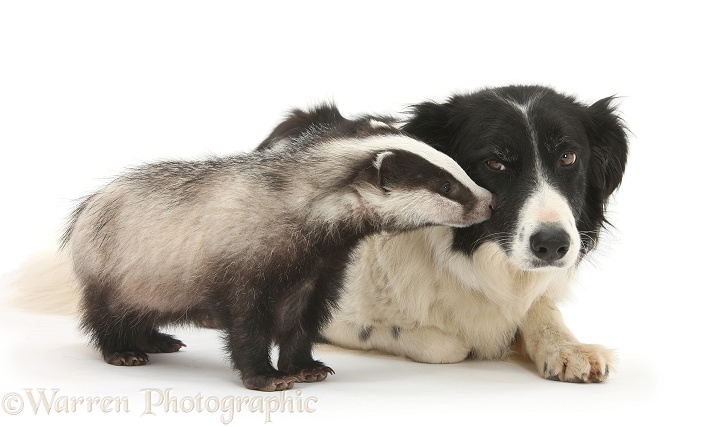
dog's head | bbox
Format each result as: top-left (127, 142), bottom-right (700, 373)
top-left (403, 85), bottom-right (628, 271)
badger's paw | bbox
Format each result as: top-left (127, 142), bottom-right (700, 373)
top-left (141, 331), bottom-right (186, 353)
top-left (105, 350), bottom-right (149, 366)
top-left (242, 375), bottom-right (298, 392)
top-left (293, 366), bottom-right (335, 383)
top-left (539, 343), bottom-right (614, 383)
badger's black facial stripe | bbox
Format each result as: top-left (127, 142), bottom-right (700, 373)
top-left (378, 149), bottom-right (475, 205)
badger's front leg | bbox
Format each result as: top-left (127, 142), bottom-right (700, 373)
top-left (226, 303), bottom-right (297, 392)
top-left (277, 334), bottom-right (335, 383)
top-left (518, 296), bottom-right (614, 383)
top-left (275, 278), bottom-right (336, 383)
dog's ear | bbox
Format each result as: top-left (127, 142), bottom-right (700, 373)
top-left (582, 97), bottom-right (629, 200)
top-left (402, 101), bottom-right (456, 155)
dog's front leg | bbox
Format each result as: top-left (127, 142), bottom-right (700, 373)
top-left (518, 296), bottom-right (614, 383)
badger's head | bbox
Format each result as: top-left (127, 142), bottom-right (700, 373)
top-left (356, 139), bottom-right (495, 231)
top-left (257, 103), bottom-right (495, 232)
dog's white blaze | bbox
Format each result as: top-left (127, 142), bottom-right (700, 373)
top-left (503, 92), bottom-right (543, 173)
top-left (510, 171), bottom-right (581, 270)
top-left (502, 93), bottom-right (580, 270)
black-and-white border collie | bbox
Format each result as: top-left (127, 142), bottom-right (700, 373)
top-left (322, 85), bottom-right (629, 383)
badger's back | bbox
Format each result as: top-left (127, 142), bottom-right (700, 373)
top-left (64, 155), bottom-right (300, 313)
top-left (62, 140), bottom-right (381, 314)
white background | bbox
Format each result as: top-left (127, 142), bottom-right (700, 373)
top-left (1, 1), bottom-right (717, 425)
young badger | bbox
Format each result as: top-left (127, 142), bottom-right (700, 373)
top-left (61, 106), bottom-right (495, 392)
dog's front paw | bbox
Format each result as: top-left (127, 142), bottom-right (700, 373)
top-left (540, 343), bottom-right (614, 383)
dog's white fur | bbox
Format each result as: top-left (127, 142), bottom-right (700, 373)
top-left (322, 227), bottom-right (613, 381)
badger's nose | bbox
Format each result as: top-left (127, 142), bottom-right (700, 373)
top-left (529, 226), bottom-right (570, 262)
top-left (480, 193), bottom-right (497, 220)
top-left (474, 191), bottom-right (496, 222)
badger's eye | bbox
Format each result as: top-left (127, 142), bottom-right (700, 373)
top-left (560, 152), bottom-right (577, 167)
top-left (440, 182), bottom-right (452, 194)
top-left (486, 160), bottom-right (506, 171)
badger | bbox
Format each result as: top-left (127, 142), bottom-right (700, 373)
top-left (61, 104), bottom-right (495, 392)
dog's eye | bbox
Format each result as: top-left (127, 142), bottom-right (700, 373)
top-left (560, 152), bottom-right (576, 167)
top-left (440, 182), bottom-right (452, 194)
top-left (486, 160), bottom-right (507, 171)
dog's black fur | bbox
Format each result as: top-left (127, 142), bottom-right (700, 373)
top-left (403, 85), bottom-right (628, 259)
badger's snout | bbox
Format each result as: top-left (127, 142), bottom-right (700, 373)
top-left (476, 191), bottom-right (496, 222)
top-left (457, 189), bottom-right (496, 227)
top-left (489, 193), bottom-right (498, 211)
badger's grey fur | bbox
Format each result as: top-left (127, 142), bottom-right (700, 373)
top-left (61, 104), bottom-right (495, 392)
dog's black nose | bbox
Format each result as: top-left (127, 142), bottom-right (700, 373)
top-left (529, 227), bottom-right (570, 262)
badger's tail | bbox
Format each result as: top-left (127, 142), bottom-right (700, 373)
top-left (3, 249), bottom-right (79, 316)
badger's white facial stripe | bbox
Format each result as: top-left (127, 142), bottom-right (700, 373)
top-left (351, 135), bottom-right (481, 194)
top-left (374, 188), bottom-right (472, 228)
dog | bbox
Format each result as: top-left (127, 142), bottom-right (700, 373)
top-left (321, 85), bottom-right (629, 383)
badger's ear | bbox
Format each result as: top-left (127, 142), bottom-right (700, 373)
top-left (402, 101), bottom-right (455, 154)
top-left (257, 103), bottom-right (346, 150)
top-left (582, 96), bottom-right (629, 200)
top-left (366, 151), bottom-right (395, 193)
